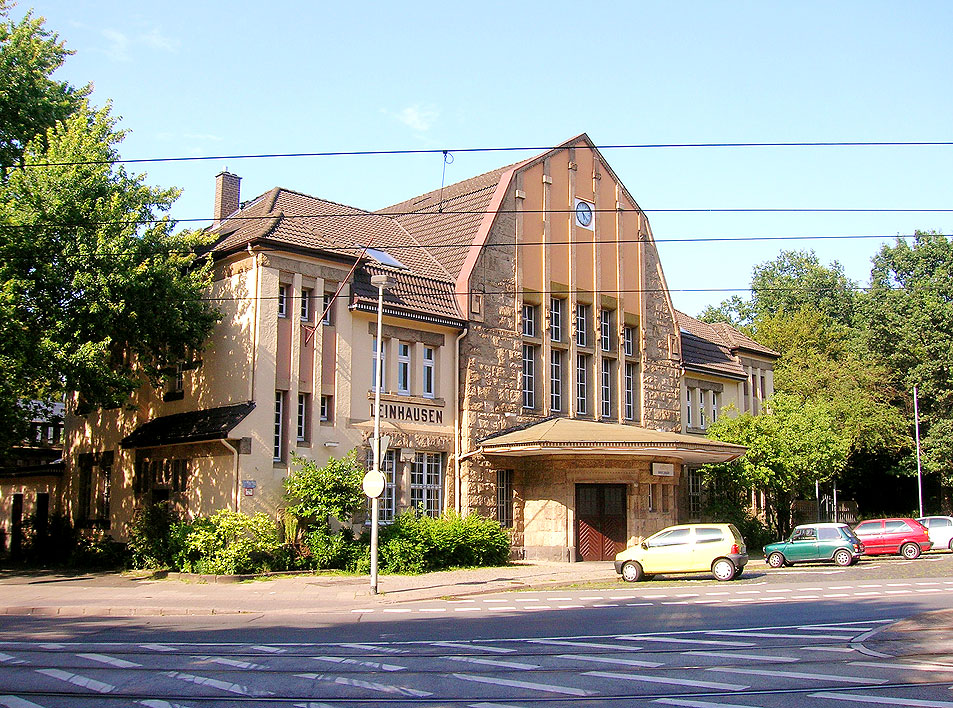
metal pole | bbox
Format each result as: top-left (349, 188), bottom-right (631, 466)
top-left (833, 485), bottom-right (838, 524)
top-left (914, 385), bottom-right (924, 518)
top-left (370, 276), bottom-right (386, 595)
top-left (815, 479), bottom-right (820, 522)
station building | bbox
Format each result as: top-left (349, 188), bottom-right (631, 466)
top-left (60, 134), bottom-right (777, 561)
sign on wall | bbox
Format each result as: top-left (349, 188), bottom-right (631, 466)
top-left (651, 463), bottom-right (675, 477)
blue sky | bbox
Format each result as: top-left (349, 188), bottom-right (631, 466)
top-left (22, 1), bottom-right (953, 316)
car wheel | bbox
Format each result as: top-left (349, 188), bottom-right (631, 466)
top-left (900, 542), bottom-right (921, 560)
top-left (621, 561), bottom-right (644, 582)
top-left (833, 549), bottom-right (853, 567)
top-left (767, 552), bottom-right (786, 569)
top-left (711, 558), bottom-right (737, 581)
top-left (949, 539), bottom-right (953, 552)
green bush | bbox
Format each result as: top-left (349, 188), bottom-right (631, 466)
top-left (172, 510), bottom-right (284, 575)
top-left (127, 502), bottom-right (180, 569)
top-left (379, 511), bottom-right (510, 574)
top-left (300, 526), bottom-right (355, 570)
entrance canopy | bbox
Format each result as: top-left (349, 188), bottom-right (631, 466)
top-left (475, 418), bottom-right (745, 465)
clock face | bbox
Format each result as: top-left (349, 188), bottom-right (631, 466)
top-left (575, 200), bottom-right (593, 227)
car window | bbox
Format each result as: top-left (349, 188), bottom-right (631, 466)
top-left (727, 524), bottom-right (745, 545)
top-left (925, 518), bottom-right (952, 528)
top-left (694, 527), bottom-right (724, 544)
top-left (817, 527), bottom-right (840, 541)
top-left (842, 528), bottom-right (861, 542)
top-left (792, 527), bottom-right (817, 541)
top-left (883, 520), bottom-right (907, 533)
top-left (855, 521), bottom-right (881, 534)
top-left (648, 528), bottom-right (692, 547)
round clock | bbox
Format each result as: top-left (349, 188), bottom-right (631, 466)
top-left (575, 200), bottom-right (593, 227)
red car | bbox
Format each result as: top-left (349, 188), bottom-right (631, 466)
top-left (852, 518), bottom-right (932, 559)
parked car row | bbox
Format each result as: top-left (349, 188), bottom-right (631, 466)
top-left (615, 515), bottom-right (953, 582)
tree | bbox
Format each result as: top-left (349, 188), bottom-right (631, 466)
top-left (864, 232), bottom-right (953, 491)
top-left (705, 393), bottom-right (850, 536)
top-left (0, 2), bottom-right (89, 170)
top-left (698, 250), bottom-right (859, 328)
top-left (282, 451), bottom-right (367, 528)
top-left (0, 7), bottom-right (220, 452)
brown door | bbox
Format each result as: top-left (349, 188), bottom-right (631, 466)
top-left (10, 494), bottom-right (23, 558)
top-left (576, 484), bottom-right (627, 561)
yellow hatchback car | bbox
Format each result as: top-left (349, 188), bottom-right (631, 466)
top-left (614, 523), bottom-right (748, 582)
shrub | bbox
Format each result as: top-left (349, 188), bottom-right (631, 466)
top-left (379, 511), bottom-right (510, 574)
top-left (127, 502), bottom-right (180, 569)
top-left (172, 510), bottom-right (284, 575)
top-left (283, 451), bottom-right (366, 526)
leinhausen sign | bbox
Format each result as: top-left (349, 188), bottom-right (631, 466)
top-left (371, 403), bottom-right (444, 425)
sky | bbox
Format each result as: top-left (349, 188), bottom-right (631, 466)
top-left (20, 1), bottom-right (953, 316)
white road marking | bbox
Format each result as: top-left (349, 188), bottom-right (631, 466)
top-left (686, 650), bottom-right (799, 663)
top-left (445, 656), bottom-right (539, 670)
top-left (620, 636), bottom-right (753, 647)
top-left (433, 642), bottom-right (514, 654)
top-left (141, 643), bottom-right (177, 652)
top-left (655, 698), bottom-right (765, 708)
top-left (853, 660), bottom-right (953, 672)
top-left (584, 670), bottom-right (748, 691)
top-left (200, 656), bottom-right (265, 670)
top-left (709, 666), bottom-right (887, 684)
top-left (250, 645), bottom-right (285, 654)
top-left (452, 673), bottom-right (594, 696)
top-left (488, 606), bottom-right (519, 611)
top-left (76, 653), bottom-right (141, 668)
top-left (558, 605), bottom-right (585, 609)
top-left (418, 608), bottom-right (446, 612)
top-left (36, 668), bottom-right (115, 694)
top-left (297, 674), bottom-right (431, 697)
top-left (803, 646), bottom-right (856, 652)
top-left (140, 701), bottom-right (192, 708)
top-left (337, 643), bottom-right (408, 654)
top-left (530, 639), bottom-right (643, 652)
top-left (559, 653), bottom-right (662, 668)
top-left (0, 653), bottom-right (23, 665)
top-left (545, 597), bottom-right (573, 601)
top-left (626, 602), bottom-right (653, 606)
top-left (709, 630), bottom-right (850, 640)
top-left (810, 692), bottom-right (953, 707)
top-left (383, 609), bottom-right (413, 613)
top-left (351, 609), bottom-right (376, 613)
top-left (0, 697), bottom-right (47, 708)
top-left (311, 656), bottom-right (405, 671)
top-left (163, 671), bottom-right (274, 696)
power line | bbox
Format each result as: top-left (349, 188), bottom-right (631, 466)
top-left (6, 140), bottom-right (953, 170)
top-left (0, 233), bottom-right (943, 261)
top-left (1, 207), bottom-right (951, 231)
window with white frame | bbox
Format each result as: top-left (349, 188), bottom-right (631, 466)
top-left (320, 395), bottom-right (332, 422)
top-left (688, 467), bottom-right (703, 518)
top-left (522, 344), bottom-right (536, 409)
top-left (711, 390), bottom-right (719, 423)
top-left (274, 391), bottom-right (284, 461)
top-left (624, 362), bottom-right (637, 420)
top-left (411, 453), bottom-right (442, 517)
top-left (366, 449), bottom-right (397, 522)
top-left (577, 354), bottom-right (589, 415)
top-left (322, 292), bottom-right (334, 325)
top-left (600, 310), bottom-right (612, 352)
top-left (300, 288), bottom-right (311, 321)
top-left (623, 326), bottom-right (635, 357)
top-left (522, 303), bottom-right (537, 338)
top-left (576, 303), bottom-right (589, 347)
top-left (551, 349), bottom-right (563, 412)
top-left (686, 387), bottom-right (693, 427)
top-left (277, 285), bottom-right (287, 317)
top-left (422, 347), bottom-right (435, 398)
top-left (601, 358), bottom-right (612, 418)
top-left (699, 389), bottom-right (707, 428)
top-left (371, 337), bottom-right (385, 392)
top-left (496, 469), bottom-right (514, 528)
top-left (647, 482), bottom-right (655, 512)
top-left (397, 342), bottom-right (411, 395)
top-left (296, 393), bottom-right (309, 441)
top-left (550, 297), bottom-right (563, 342)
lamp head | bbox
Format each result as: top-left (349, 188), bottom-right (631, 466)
top-left (370, 274), bottom-right (390, 289)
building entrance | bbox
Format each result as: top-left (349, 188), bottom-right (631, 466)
top-left (575, 484), bottom-right (627, 561)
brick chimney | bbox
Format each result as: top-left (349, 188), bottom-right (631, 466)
top-left (213, 171), bottom-right (241, 226)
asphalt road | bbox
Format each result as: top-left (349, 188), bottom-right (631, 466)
top-left (0, 553), bottom-right (951, 706)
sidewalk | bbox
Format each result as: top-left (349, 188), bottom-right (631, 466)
top-left (0, 561), bottom-right (617, 617)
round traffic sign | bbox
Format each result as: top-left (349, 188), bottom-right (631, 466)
top-left (362, 470), bottom-right (386, 498)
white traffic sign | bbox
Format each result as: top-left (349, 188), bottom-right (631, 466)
top-left (363, 470), bottom-right (386, 499)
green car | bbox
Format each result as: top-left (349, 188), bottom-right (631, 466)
top-left (764, 522), bottom-right (865, 568)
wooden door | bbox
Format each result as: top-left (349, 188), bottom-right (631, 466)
top-left (576, 484), bottom-right (627, 561)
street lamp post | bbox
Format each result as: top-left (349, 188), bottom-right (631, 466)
top-left (914, 385), bottom-right (924, 518)
top-left (369, 273), bottom-right (389, 595)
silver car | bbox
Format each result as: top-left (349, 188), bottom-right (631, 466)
top-left (917, 516), bottom-right (953, 551)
